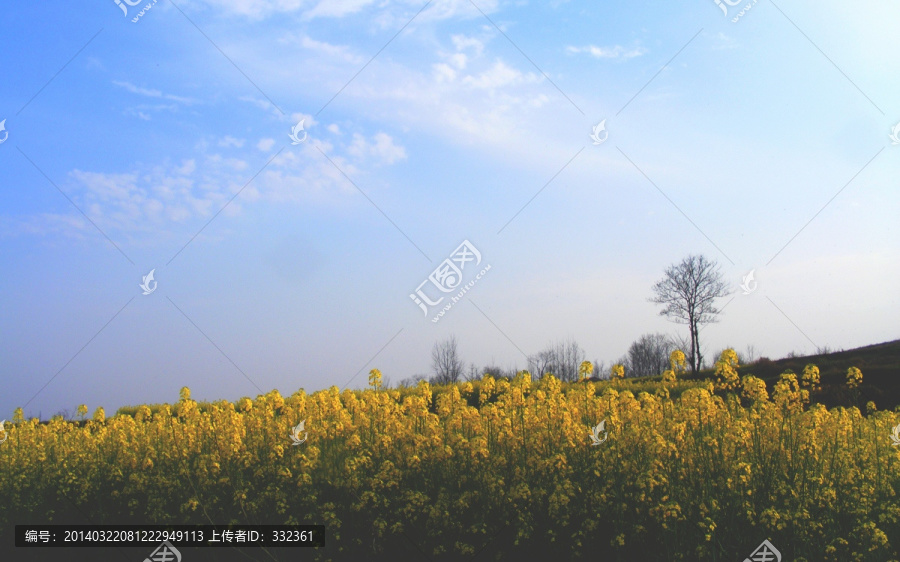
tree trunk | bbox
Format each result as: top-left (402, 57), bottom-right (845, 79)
top-left (688, 315), bottom-right (698, 374)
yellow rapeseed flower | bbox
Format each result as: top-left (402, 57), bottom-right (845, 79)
top-left (611, 364), bottom-right (625, 380)
top-left (578, 361), bottom-right (593, 380)
top-left (670, 350), bottom-right (687, 375)
top-left (846, 366), bottom-right (862, 388)
top-left (714, 349), bottom-right (740, 392)
top-left (369, 368), bottom-right (383, 390)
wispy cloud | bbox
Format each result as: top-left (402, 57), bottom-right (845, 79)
top-left (565, 44), bottom-right (647, 59)
top-left (112, 80), bottom-right (198, 105)
top-left (219, 136), bottom-right (246, 148)
top-left (194, 0), bottom-right (306, 19)
top-left (288, 35), bottom-right (366, 64)
top-left (462, 60), bottom-right (541, 90)
top-left (710, 31), bottom-right (739, 50)
top-left (347, 132), bottom-right (407, 165)
top-left (452, 34), bottom-right (484, 57)
top-left (195, 0), bottom-right (498, 21)
top-left (304, 0), bottom-right (377, 19)
top-left (12, 123), bottom-right (407, 240)
top-left (239, 95), bottom-right (284, 117)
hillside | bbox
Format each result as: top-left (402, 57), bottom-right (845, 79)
top-left (691, 339), bottom-right (900, 410)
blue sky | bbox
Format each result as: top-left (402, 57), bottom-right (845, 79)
top-left (1, 0), bottom-right (897, 419)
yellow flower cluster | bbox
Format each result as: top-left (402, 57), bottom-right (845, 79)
top-left (740, 374), bottom-right (768, 403)
top-left (578, 361), bottom-right (593, 380)
top-left (610, 364), bottom-right (625, 380)
top-left (801, 364), bottom-right (821, 390)
top-left (661, 368), bottom-right (677, 384)
top-left (0, 374), bottom-right (896, 560)
top-left (661, 350), bottom-right (687, 384)
top-left (714, 349), bottom-right (740, 391)
top-left (846, 366), bottom-right (863, 389)
top-left (670, 350), bottom-right (687, 375)
top-left (772, 371), bottom-right (809, 413)
top-left (368, 368), bottom-right (383, 390)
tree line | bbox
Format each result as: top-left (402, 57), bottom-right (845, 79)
top-left (397, 254), bottom-right (733, 387)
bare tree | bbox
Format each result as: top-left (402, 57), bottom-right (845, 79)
top-left (744, 344), bottom-right (759, 364)
top-left (431, 335), bottom-right (463, 384)
top-left (527, 349), bottom-right (556, 379)
top-left (649, 255), bottom-right (729, 375)
top-left (481, 365), bottom-right (504, 378)
top-left (556, 339), bottom-right (587, 382)
top-left (53, 408), bottom-right (72, 421)
top-left (593, 359), bottom-right (607, 380)
top-left (626, 333), bottom-right (675, 378)
top-left (528, 339), bottom-right (586, 382)
top-left (398, 374), bottom-right (428, 387)
top-left (735, 344), bottom-right (760, 365)
top-left (669, 331), bottom-right (693, 366)
top-left (465, 362), bottom-right (480, 382)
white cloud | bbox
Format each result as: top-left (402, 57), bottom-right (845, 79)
top-left (304, 0), bottom-right (376, 19)
top-left (208, 24), bottom-right (577, 176)
top-left (231, 34), bottom-right (563, 168)
top-left (37, 147), bottom-right (298, 239)
top-left (126, 104), bottom-right (179, 119)
top-left (205, 154), bottom-right (248, 172)
top-left (418, 0), bottom-right (500, 22)
top-left (565, 44), bottom-right (647, 59)
top-left (194, 0), bottom-right (306, 19)
top-left (290, 113), bottom-right (317, 128)
top-left (112, 80), bottom-right (198, 104)
top-left (462, 60), bottom-right (540, 90)
top-left (297, 35), bottom-right (364, 64)
top-left (219, 136), bottom-right (245, 148)
top-left (176, 160), bottom-right (196, 176)
top-left (451, 34), bottom-right (484, 56)
top-left (196, 0), bottom-right (498, 20)
top-left (32, 131), bottom-right (407, 238)
top-left (432, 63), bottom-right (457, 82)
top-left (711, 32), bottom-right (739, 50)
top-left (65, 160), bottom-right (235, 230)
top-left (371, 132), bottom-right (407, 164)
top-left (347, 132), bottom-right (407, 165)
top-left (239, 95), bottom-right (283, 117)
top-left (449, 53), bottom-right (468, 70)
